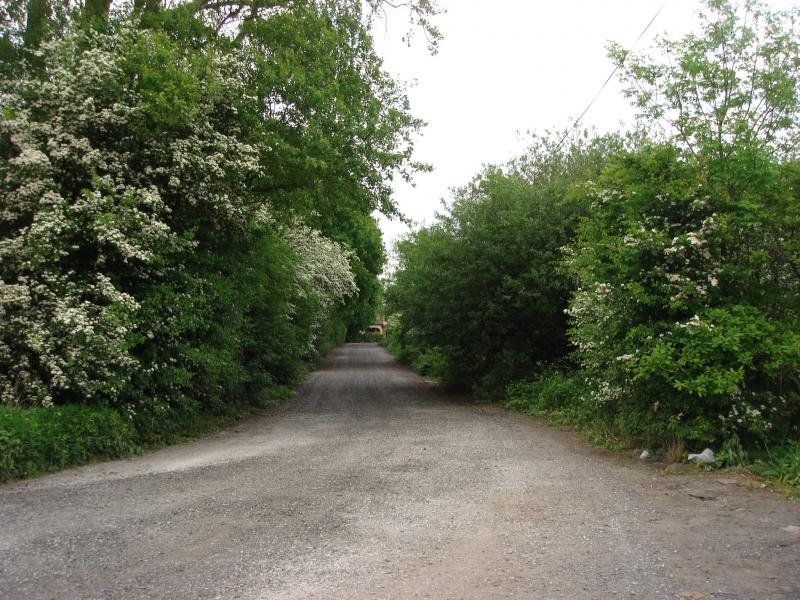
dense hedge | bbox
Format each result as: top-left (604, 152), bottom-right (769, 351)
top-left (386, 1), bottom-right (800, 458)
top-left (0, 3), bottom-right (428, 442)
top-left (0, 1), bottom-right (433, 479)
top-left (386, 133), bottom-right (623, 398)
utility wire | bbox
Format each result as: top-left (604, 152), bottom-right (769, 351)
top-left (554, 0), bottom-right (669, 152)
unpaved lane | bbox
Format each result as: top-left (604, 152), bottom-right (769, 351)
top-left (1, 343), bottom-right (798, 599)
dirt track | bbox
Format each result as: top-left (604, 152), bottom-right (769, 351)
top-left (1, 343), bottom-right (799, 599)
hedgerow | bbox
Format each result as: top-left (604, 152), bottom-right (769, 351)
top-left (1, 1), bottom-right (431, 473)
top-left (386, 1), bottom-right (800, 461)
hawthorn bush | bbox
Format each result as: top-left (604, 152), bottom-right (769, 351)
top-left (565, 145), bottom-right (800, 446)
top-left (387, 1), bottom-right (799, 455)
top-left (564, 0), bottom-right (800, 446)
top-left (0, 1), bottom-right (429, 453)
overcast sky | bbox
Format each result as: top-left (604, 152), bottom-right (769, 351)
top-left (370, 0), bottom-right (797, 257)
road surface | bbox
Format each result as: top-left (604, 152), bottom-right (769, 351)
top-left (2, 343), bottom-right (799, 599)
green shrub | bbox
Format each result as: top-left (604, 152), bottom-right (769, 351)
top-left (0, 405), bottom-right (140, 482)
top-left (385, 132), bottom-right (621, 394)
top-left (716, 435), bottom-right (749, 469)
top-left (411, 346), bottom-right (449, 380)
top-left (505, 369), bottom-right (631, 448)
top-left (254, 384), bottom-right (295, 409)
top-left (1, 3), bottom-right (416, 426)
top-left (506, 369), bottom-right (588, 414)
top-left (772, 443), bottom-right (800, 488)
top-left (349, 332), bottom-right (386, 343)
top-left (750, 442), bottom-right (800, 488)
top-left (505, 370), bottom-right (598, 430)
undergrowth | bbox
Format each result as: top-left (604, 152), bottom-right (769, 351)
top-left (0, 383), bottom-right (297, 484)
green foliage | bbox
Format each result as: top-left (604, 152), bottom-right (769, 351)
top-left (0, 405), bottom-right (140, 482)
top-left (505, 369), bottom-right (591, 417)
top-left (565, 144), bottom-right (800, 445)
top-left (389, 1), bottom-right (799, 463)
top-left (610, 0), bottom-right (800, 160)
top-left (716, 434), bottom-right (749, 468)
top-left (504, 370), bottom-right (628, 449)
top-left (558, 1), bottom-right (800, 448)
top-left (386, 132), bottom-right (623, 394)
top-left (0, 0), bottom-right (427, 466)
top-left (410, 346), bottom-right (447, 380)
top-left (751, 441), bottom-right (800, 487)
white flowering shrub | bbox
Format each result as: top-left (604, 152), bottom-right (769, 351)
top-left (0, 22), bottom-right (266, 407)
top-left (279, 220), bottom-right (357, 352)
top-left (565, 146), bottom-right (800, 444)
top-left (285, 221), bottom-right (358, 304)
top-left (0, 186), bottom-right (159, 406)
top-left (1, 29), bottom-right (169, 406)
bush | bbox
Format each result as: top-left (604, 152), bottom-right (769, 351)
top-left (505, 369), bottom-right (595, 430)
top-left (750, 441), bottom-right (800, 488)
top-left (254, 385), bottom-right (295, 409)
top-left (0, 405), bottom-right (140, 482)
top-left (560, 0), bottom-right (800, 448)
top-left (411, 346), bottom-right (449, 380)
top-left (506, 369), bottom-right (590, 415)
top-left (505, 370), bottom-right (630, 448)
top-left (385, 132), bottom-right (622, 394)
top-left (565, 145), bottom-right (800, 446)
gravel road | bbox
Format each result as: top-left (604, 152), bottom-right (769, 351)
top-left (2, 343), bottom-right (799, 599)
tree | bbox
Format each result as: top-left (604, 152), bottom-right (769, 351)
top-left (83, 0), bottom-right (112, 21)
top-left (610, 0), bottom-right (800, 161)
top-left (565, 0), bottom-right (800, 446)
top-left (22, 0), bottom-right (49, 49)
top-left (386, 132), bottom-right (623, 395)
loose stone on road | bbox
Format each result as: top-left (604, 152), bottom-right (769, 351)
top-left (1, 343), bottom-right (798, 599)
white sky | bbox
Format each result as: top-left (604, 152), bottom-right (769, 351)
top-left (371, 0), bottom-right (797, 257)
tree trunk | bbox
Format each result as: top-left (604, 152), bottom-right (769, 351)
top-left (83, 0), bottom-right (112, 21)
top-left (23, 0), bottom-right (50, 49)
top-left (22, 0), bottom-right (50, 71)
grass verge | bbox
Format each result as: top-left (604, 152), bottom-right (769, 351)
top-left (0, 383), bottom-right (298, 485)
top-left (0, 405), bottom-right (139, 483)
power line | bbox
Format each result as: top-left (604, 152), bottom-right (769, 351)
top-left (554, 0), bottom-right (669, 152)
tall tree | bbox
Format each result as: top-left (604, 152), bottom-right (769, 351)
top-left (610, 0), bottom-right (800, 161)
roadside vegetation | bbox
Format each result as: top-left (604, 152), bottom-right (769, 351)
top-left (0, 0), bottom-right (440, 482)
top-left (384, 0), bottom-right (800, 487)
